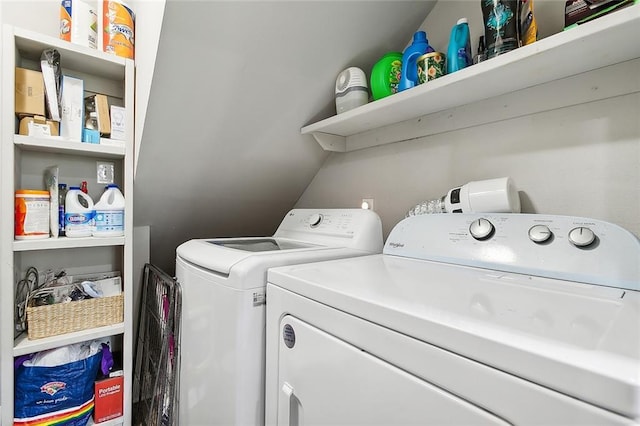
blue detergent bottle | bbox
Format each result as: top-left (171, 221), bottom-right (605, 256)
top-left (398, 31), bottom-right (434, 91)
top-left (447, 18), bottom-right (472, 74)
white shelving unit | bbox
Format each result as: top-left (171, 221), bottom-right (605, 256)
top-left (302, 6), bottom-right (640, 152)
top-left (1, 26), bottom-right (134, 425)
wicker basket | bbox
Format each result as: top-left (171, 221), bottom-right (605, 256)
top-left (26, 293), bottom-right (124, 340)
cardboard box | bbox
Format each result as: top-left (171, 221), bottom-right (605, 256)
top-left (15, 68), bottom-right (45, 117)
top-left (18, 116), bottom-right (60, 137)
top-left (110, 105), bottom-right (126, 141)
top-left (93, 375), bottom-right (123, 423)
top-left (85, 94), bottom-right (111, 135)
top-left (60, 75), bottom-right (84, 141)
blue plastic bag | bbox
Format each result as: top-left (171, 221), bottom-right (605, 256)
top-left (14, 349), bottom-right (102, 425)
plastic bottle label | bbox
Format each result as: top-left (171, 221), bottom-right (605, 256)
top-left (65, 211), bottom-right (96, 234)
top-left (59, 206), bottom-right (65, 235)
top-left (95, 210), bottom-right (124, 232)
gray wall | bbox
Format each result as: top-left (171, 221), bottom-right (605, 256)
top-left (295, 1), bottom-right (640, 239)
top-left (134, 1), bottom-right (436, 273)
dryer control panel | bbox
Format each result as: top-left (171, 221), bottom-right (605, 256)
top-left (384, 214), bottom-right (640, 291)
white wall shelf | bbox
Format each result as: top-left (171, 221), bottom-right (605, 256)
top-left (15, 135), bottom-right (126, 158)
top-left (302, 6), bottom-right (640, 152)
top-left (13, 236), bottom-right (125, 252)
top-left (88, 416), bottom-right (124, 426)
top-left (1, 24), bottom-right (135, 425)
top-left (13, 323), bottom-right (125, 357)
top-left (13, 27), bottom-right (126, 79)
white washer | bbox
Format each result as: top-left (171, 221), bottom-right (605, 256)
top-left (265, 214), bottom-right (640, 425)
top-left (175, 208), bottom-right (382, 426)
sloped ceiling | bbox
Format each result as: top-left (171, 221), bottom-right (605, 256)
top-left (134, 0), bottom-right (436, 272)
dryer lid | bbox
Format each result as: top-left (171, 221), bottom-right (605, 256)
top-left (268, 254), bottom-right (640, 419)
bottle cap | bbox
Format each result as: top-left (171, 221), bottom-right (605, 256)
top-left (457, 18), bottom-right (468, 25)
top-left (413, 31), bottom-right (427, 42)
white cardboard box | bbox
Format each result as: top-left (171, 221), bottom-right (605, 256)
top-left (60, 75), bottom-right (84, 141)
top-left (110, 106), bottom-right (126, 141)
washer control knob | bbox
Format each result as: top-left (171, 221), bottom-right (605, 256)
top-left (469, 218), bottom-right (494, 240)
top-left (309, 213), bottom-right (323, 227)
top-left (528, 225), bottom-right (552, 243)
top-left (568, 227), bottom-right (596, 247)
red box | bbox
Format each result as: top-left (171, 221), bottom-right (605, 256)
top-left (93, 375), bottom-right (123, 423)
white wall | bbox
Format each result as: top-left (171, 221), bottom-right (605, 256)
top-left (295, 1), bottom-right (640, 239)
top-left (1, 1), bottom-right (59, 34)
top-left (131, 0), bottom-right (164, 174)
top-left (133, 1), bottom-right (436, 273)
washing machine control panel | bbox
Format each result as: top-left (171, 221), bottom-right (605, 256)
top-left (385, 214), bottom-right (639, 291)
top-left (274, 209), bottom-right (383, 253)
top-left (308, 213), bottom-right (323, 227)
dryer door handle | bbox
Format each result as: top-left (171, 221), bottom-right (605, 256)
top-left (280, 382), bottom-right (301, 426)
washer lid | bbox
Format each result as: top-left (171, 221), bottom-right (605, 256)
top-left (208, 238), bottom-right (317, 253)
top-left (176, 237), bottom-right (322, 275)
top-left (267, 255), bottom-right (640, 419)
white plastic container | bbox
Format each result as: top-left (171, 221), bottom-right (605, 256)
top-left (335, 67), bottom-right (368, 114)
top-left (65, 187), bottom-right (95, 238)
top-left (93, 184), bottom-right (125, 237)
top-left (15, 190), bottom-right (51, 240)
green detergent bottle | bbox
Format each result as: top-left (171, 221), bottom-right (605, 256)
top-left (370, 52), bottom-right (403, 100)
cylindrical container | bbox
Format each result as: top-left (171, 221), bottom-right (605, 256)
top-left (65, 187), bottom-right (95, 238)
top-left (473, 36), bottom-right (487, 64)
top-left (417, 52), bottom-right (446, 84)
top-left (58, 183), bottom-right (68, 237)
top-left (15, 190), bottom-right (50, 240)
top-left (93, 184), bottom-right (125, 237)
top-left (398, 31), bottom-right (434, 92)
top-left (444, 177), bottom-right (521, 213)
top-left (60, 0), bottom-right (98, 49)
top-left (370, 52), bottom-right (403, 101)
top-left (102, 0), bottom-right (135, 59)
top-left (335, 67), bottom-right (368, 114)
top-left (481, 0), bottom-right (519, 59)
top-left (447, 18), bottom-right (472, 74)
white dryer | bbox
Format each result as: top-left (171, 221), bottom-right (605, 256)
top-left (175, 209), bottom-right (382, 426)
top-left (265, 214), bottom-right (640, 425)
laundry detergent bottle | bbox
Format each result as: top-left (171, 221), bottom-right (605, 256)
top-left (65, 186), bottom-right (95, 238)
top-left (398, 31), bottom-right (434, 91)
top-left (447, 18), bottom-right (472, 74)
top-left (93, 184), bottom-right (125, 237)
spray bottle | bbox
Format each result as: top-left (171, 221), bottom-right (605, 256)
top-left (398, 31), bottom-right (434, 91)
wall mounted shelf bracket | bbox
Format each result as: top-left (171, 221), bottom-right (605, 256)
top-left (311, 132), bottom-right (346, 152)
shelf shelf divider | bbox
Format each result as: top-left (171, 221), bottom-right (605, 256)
top-left (13, 323), bottom-right (125, 356)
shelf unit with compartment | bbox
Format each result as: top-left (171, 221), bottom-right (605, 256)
top-left (302, 6), bottom-right (640, 152)
top-left (0, 26), bottom-right (134, 424)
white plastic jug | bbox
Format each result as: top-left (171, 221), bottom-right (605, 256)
top-left (93, 184), bottom-right (125, 237)
top-left (65, 187), bottom-right (95, 238)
